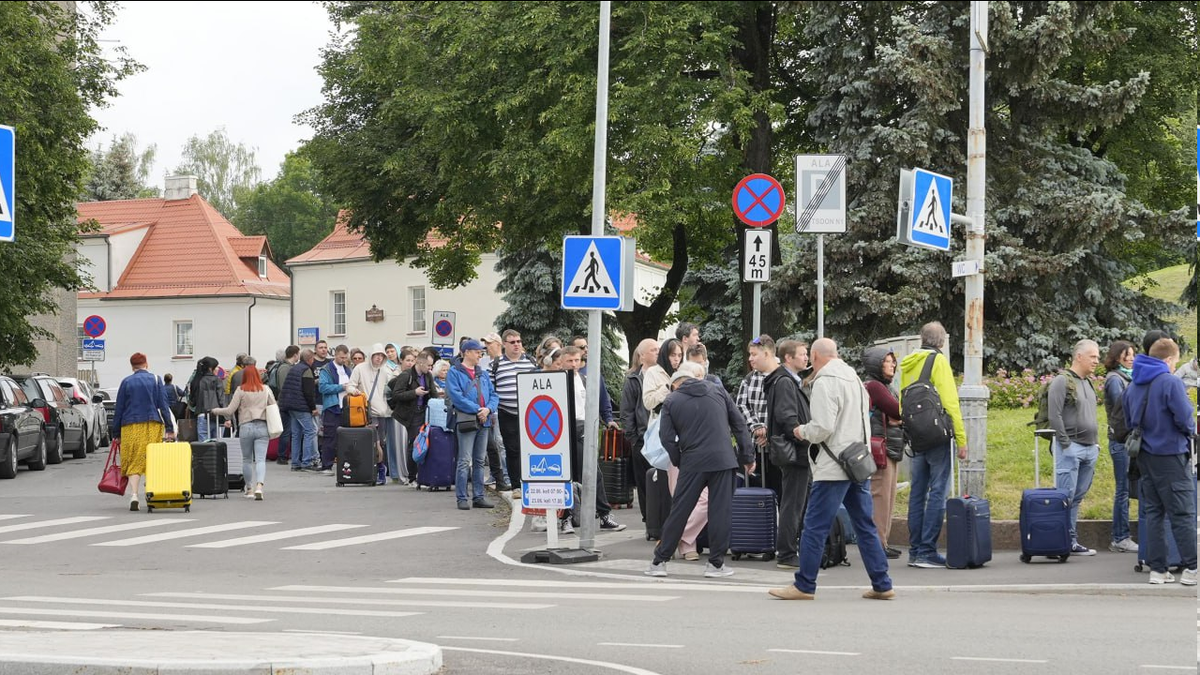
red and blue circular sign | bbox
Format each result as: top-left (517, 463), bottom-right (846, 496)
top-left (732, 173), bottom-right (786, 227)
top-left (435, 320), bottom-right (453, 337)
top-left (83, 315), bottom-right (107, 338)
top-left (525, 395), bottom-right (564, 450)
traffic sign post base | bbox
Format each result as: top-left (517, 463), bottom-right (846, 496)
top-left (520, 548), bottom-right (601, 565)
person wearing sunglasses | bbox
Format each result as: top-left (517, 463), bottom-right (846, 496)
top-left (491, 330), bottom-right (537, 498)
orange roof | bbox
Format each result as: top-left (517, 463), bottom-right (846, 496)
top-left (76, 195), bottom-right (290, 300)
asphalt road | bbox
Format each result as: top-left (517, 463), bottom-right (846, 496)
top-left (0, 443), bottom-right (1194, 674)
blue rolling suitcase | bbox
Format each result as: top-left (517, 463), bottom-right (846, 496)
top-left (730, 468), bottom-right (777, 561)
top-left (417, 426), bottom-right (456, 490)
top-left (946, 450), bottom-right (992, 569)
top-left (1020, 431), bottom-right (1071, 563)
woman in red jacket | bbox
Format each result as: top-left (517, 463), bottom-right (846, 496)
top-left (862, 346), bottom-right (904, 559)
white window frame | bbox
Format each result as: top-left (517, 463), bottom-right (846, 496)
top-left (76, 324), bottom-right (87, 361)
top-left (173, 320), bottom-right (194, 358)
top-left (331, 291), bottom-right (346, 336)
top-left (410, 286), bottom-right (426, 333)
top-left (258, 254), bottom-right (268, 278)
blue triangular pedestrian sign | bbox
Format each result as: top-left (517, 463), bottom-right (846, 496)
top-left (0, 125), bottom-right (13, 243)
top-left (561, 236), bottom-right (626, 310)
top-left (909, 168), bottom-right (952, 251)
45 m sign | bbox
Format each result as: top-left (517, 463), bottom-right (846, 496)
top-left (743, 229), bottom-right (772, 283)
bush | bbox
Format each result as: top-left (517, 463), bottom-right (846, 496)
top-left (986, 368), bottom-right (1105, 411)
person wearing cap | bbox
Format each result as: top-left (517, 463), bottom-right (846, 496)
top-left (645, 362), bottom-right (755, 579)
top-left (111, 353), bottom-right (176, 511)
top-left (347, 344), bottom-right (396, 484)
top-left (478, 333), bottom-right (512, 491)
top-left (447, 340), bottom-right (500, 510)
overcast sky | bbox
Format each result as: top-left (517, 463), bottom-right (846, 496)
top-left (90, 1), bottom-right (334, 192)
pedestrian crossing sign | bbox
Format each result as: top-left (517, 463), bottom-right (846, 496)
top-left (0, 125), bottom-right (13, 243)
top-left (561, 236), bottom-right (631, 311)
top-left (897, 168), bottom-right (952, 252)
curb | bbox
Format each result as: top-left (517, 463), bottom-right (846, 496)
top-left (0, 630), bottom-right (442, 675)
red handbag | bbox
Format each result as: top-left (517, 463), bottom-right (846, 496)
top-left (870, 436), bottom-right (888, 469)
top-left (98, 440), bottom-right (129, 496)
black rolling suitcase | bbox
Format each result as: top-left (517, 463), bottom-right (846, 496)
top-left (191, 436), bottom-right (229, 499)
top-left (945, 446), bottom-right (992, 569)
top-left (730, 463), bottom-right (777, 561)
top-left (337, 426), bottom-right (377, 486)
top-left (645, 468), bottom-right (672, 541)
top-left (600, 429), bottom-right (634, 508)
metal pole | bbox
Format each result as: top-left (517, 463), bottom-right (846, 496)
top-left (960, 0), bottom-right (989, 498)
top-left (579, 0), bottom-right (611, 551)
top-left (817, 234), bottom-right (825, 339)
top-left (752, 283), bottom-right (761, 337)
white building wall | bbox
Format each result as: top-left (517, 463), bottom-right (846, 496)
top-left (76, 296), bottom-right (290, 389)
top-left (77, 239), bottom-right (109, 291)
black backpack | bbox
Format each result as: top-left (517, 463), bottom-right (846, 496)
top-left (821, 514), bottom-right (850, 569)
top-left (900, 351), bottom-right (953, 453)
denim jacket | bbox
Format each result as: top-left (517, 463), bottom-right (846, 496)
top-left (111, 369), bottom-right (174, 439)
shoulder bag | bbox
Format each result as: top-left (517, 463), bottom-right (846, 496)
top-left (455, 371), bottom-right (481, 433)
top-left (98, 440), bottom-right (129, 496)
top-left (1124, 377), bottom-right (1155, 461)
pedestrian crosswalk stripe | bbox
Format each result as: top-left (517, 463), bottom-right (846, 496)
top-left (0, 515), bottom-right (30, 522)
top-left (5, 596), bottom-right (422, 620)
top-left (0, 516), bottom-right (107, 535)
top-left (273, 584), bottom-right (677, 602)
top-left (281, 526), bottom-right (458, 550)
top-left (94, 521), bottom-right (278, 547)
top-left (0, 606), bottom-right (268, 625)
top-left (0, 619), bottom-right (119, 630)
top-left (187, 523), bottom-right (368, 549)
top-left (390, 577), bottom-right (771, 593)
top-left (1, 519), bottom-right (192, 545)
top-left (146, 591), bottom-right (554, 611)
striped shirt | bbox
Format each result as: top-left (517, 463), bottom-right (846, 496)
top-left (735, 370), bottom-right (767, 431)
top-left (492, 354), bottom-right (538, 414)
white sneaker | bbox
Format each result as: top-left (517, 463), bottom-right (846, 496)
top-left (531, 516), bottom-right (547, 533)
top-left (704, 562), bottom-right (735, 578)
top-left (1149, 570), bottom-right (1176, 584)
top-left (644, 561), bottom-right (668, 577)
top-left (558, 517), bottom-right (575, 535)
top-left (1109, 538), bottom-right (1138, 553)
top-left (1181, 569), bottom-right (1197, 586)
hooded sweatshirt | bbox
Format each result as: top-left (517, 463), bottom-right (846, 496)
top-left (799, 358), bottom-right (872, 482)
top-left (659, 378), bottom-right (754, 472)
top-left (347, 344), bottom-right (393, 418)
top-left (862, 346), bottom-right (904, 457)
top-left (1124, 354), bottom-right (1196, 456)
top-left (899, 349), bottom-right (967, 447)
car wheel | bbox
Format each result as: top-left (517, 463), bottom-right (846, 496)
top-left (73, 424), bottom-right (89, 459)
top-left (48, 426), bottom-right (64, 464)
top-left (85, 425), bottom-right (97, 454)
top-left (0, 436), bottom-right (17, 479)
top-left (27, 433), bottom-right (47, 472)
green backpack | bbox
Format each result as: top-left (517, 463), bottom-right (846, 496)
top-left (1030, 371), bottom-right (1078, 428)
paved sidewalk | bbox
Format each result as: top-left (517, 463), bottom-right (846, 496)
top-left (0, 630), bottom-right (442, 674)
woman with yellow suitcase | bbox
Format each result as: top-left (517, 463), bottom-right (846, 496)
top-left (111, 353), bottom-right (176, 511)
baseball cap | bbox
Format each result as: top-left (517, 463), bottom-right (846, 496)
top-left (481, 333), bottom-right (501, 344)
top-left (461, 339), bottom-right (485, 352)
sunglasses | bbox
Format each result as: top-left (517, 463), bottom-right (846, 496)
top-left (506, 340), bottom-right (522, 345)
top-left (352, 355), bottom-right (365, 361)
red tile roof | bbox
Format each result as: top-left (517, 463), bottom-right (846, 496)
top-left (76, 195), bottom-right (290, 300)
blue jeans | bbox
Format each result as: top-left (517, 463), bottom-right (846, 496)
top-left (1054, 440), bottom-right (1098, 544)
top-left (289, 411), bottom-right (317, 468)
top-left (455, 425), bottom-right (489, 503)
top-left (907, 442), bottom-right (951, 561)
top-left (1109, 439), bottom-right (1131, 543)
top-left (238, 420), bottom-right (269, 487)
top-left (1136, 452), bottom-right (1198, 573)
top-left (197, 414), bottom-right (211, 442)
top-left (793, 479), bottom-right (892, 594)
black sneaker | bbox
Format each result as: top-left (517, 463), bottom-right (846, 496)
top-left (599, 514), bottom-right (626, 532)
top-left (473, 499), bottom-right (495, 509)
top-left (884, 547), bottom-right (902, 559)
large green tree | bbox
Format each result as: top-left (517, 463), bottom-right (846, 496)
top-left (232, 150), bottom-right (339, 266)
top-left (0, 1), bottom-right (140, 368)
top-left (173, 127), bottom-right (261, 218)
top-left (83, 132), bottom-right (157, 201)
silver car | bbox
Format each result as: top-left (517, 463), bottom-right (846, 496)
top-left (57, 378), bottom-right (107, 453)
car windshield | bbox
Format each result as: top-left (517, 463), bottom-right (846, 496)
top-left (17, 380), bottom-right (39, 401)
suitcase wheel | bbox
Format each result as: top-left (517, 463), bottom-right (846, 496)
top-left (1019, 554), bottom-right (1030, 563)
top-left (147, 506), bottom-right (154, 514)
top-left (732, 553), bottom-right (742, 561)
top-left (185, 505), bottom-right (190, 513)
top-left (1057, 555), bottom-right (1069, 563)
top-left (1135, 562), bottom-right (1145, 573)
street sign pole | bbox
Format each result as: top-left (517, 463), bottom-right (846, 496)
top-left (817, 234), bottom-right (824, 339)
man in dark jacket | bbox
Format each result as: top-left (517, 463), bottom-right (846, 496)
top-left (280, 349), bottom-right (319, 471)
top-left (391, 351), bottom-right (440, 483)
top-left (645, 362), bottom-right (755, 579)
top-left (1124, 338), bottom-right (1197, 585)
top-left (763, 339), bottom-right (812, 569)
top-left (622, 339), bottom-right (659, 521)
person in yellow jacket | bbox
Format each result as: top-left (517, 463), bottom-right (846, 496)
top-left (898, 321), bottom-right (967, 569)
top-left (225, 354), bottom-right (248, 397)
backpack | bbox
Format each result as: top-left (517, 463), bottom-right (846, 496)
top-left (900, 351), bottom-right (953, 453)
top-left (1029, 371), bottom-right (1078, 429)
top-left (266, 362), bottom-right (283, 397)
top-left (821, 513), bottom-right (850, 569)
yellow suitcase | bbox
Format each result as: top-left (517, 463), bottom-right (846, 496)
top-left (145, 441), bottom-right (192, 513)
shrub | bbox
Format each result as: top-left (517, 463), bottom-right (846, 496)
top-left (986, 368), bottom-right (1104, 411)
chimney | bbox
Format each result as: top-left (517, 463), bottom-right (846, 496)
top-left (164, 175), bottom-right (198, 201)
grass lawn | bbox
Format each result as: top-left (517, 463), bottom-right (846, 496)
top-left (1129, 263), bottom-right (1196, 353)
top-left (894, 406), bottom-right (1130, 521)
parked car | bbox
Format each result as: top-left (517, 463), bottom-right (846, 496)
top-left (98, 387), bottom-right (118, 439)
top-left (10, 375), bottom-right (86, 462)
top-left (57, 377), bottom-right (107, 452)
top-left (0, 375), bottom-right (48, 478)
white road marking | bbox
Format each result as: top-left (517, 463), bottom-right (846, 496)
top-left (598, 643), bottom-right (683, 649)
top-left (0, 515), bottom-right (30, 522)
top-left (437, 636), bottom-right (519, 642)
top-left (2, 519), bottom-right (191, 545)
top-left (0, 619), bottom-right (119, 630)
top-left (769, 649), bottom-right (860, 657)
top-left (951, 657), bottom-right (1049, 664)
top-left (271, 584), bottom-right (676, 602)
top-left (4, 596), bottom-right (421, 619)
top-left (0, 516), bottom-right (108, 536)
top-left (281, 526), bottom-right (458, 550)
top-left (146, 592), bottom-right (554, 611)
top-left (284, 629), bottom-right (362, 636)
top-left (442, 647), bottom-right (663, 675)
top-left (391, 577), bottom-right (771, 593)
top-left (1140, 667), bottom-right (1198, 671)
top-left (187, 523), bottom-right (367, 548)
top-left (94, 521), bottom-right (277, 546)
top-left (0, 607), bottom-right (267, 625)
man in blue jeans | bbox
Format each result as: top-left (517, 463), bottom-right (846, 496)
top-left (446, 340), bottom-right (498, 511)
top-left (898, 322), bottom-right (968, 568)
top-left (769, 338), bottom-right (894, 601)
top-left (1048, 339), bottom-right (1102, 556)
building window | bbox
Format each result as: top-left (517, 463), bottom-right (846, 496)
top-left (77, 325), bottom-right (87, 361)
top-left (258, 255), bottom-right (268, 278)
top-left (173, 321), bottom-right (193, 357)
top-left (331, 291), bottom-right (346, 335)
top-left (410, 287), bottom-right (426, 332)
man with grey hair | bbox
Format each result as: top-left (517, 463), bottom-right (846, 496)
top-left (1047, 338), bottom-right (1101, 556)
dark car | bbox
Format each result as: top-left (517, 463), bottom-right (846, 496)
top-left (0, 375), bottom-right (48, 478)
top-left (11, 375), bottom-right (87, 462)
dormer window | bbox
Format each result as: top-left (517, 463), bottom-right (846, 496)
top-left (258, 254), bottom-right (267, 278)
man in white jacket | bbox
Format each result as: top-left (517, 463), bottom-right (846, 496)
top-left (347, 343), bottom-right (393, 484)
top-left (769, 338), bottom-right (894, 601)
